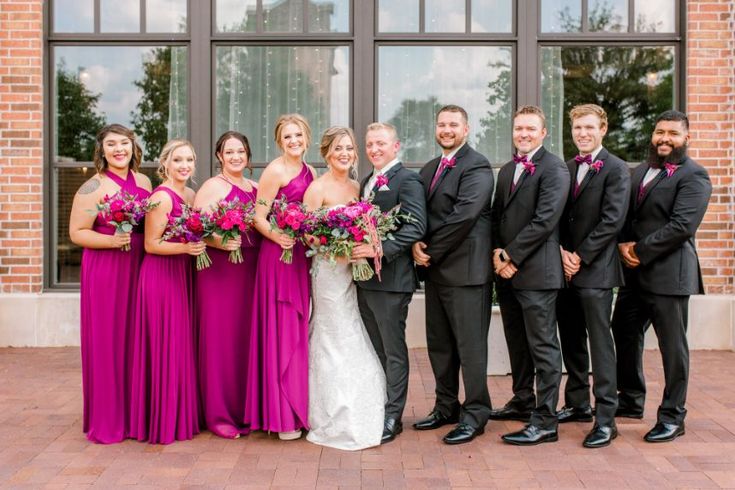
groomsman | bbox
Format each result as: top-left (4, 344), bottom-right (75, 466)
top-left (612, 110), bottom-right (711, 442)
top-left (556, 104), bottom-right (631, 448)
top-left (412, 105), bottom-right (494, 445)
top-left (353, 122), bottom-right (427, 444)
top-left (490, 105), bottom-right (569, 445)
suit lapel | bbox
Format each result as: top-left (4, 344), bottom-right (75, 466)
top-left (505, 146), bottom-right (545, 209)
top-left (428, 144), bottom-right (469, 201)
top-left (635, 165), bottom-right (666, 209)
top-left (359, 172), bottom-right (372, 198)
top-left (575, 148), bottom-right (608, 200)
top-left (423, 157), bottom-right (441, 199)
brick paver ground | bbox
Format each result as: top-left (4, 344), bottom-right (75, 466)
top-left (1, 347), bottom-right (734, 488)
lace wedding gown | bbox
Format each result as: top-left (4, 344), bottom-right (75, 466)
top-left (307, 255), bottom-right (386, 450)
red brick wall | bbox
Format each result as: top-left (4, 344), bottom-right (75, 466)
top-left (0, 1), bottom-right (732, 294)
top-left (687, 0), bottom-right (735, 294)
top-left (0, 0), bottom-right (43, 293)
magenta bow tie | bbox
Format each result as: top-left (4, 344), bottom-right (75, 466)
top-left (664, 162), bottom-right (678, 177)
top-left (512, 154), bottom-right (528, 164)
top-left (575, 154), bottom-right (592, 164)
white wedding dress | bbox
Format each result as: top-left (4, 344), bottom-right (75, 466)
top-left (307, 254), bottom-right (386, 450)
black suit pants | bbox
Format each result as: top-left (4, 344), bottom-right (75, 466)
top-left (611, 287), bottom-right (690, 425)
top-left (557, 287), bottom-right (618, 426)
top-left (425, 281), bottom-right (492, 428)
top-left (357, 289), bottom-right (412, 420)
top-left (497, 287), bottom-right (562, 429)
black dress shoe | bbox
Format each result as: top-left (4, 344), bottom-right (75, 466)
top-left (501, 424), bottom-right (558, 446)
top-left (557, 406), bottom-right (593, 423)
top-left (442, 423), bottom-right (484, 445)
top-left (488, 405), bottom-right (532, 422)
top-left (644, 422), bottom-right (685, 443)
top-left (381, 417), bottom-right (403, 444)
top-left (583, 424), bottom-right (618, 448)
top-left (615, 407), bottom-right (644, 419)
top-left (412, 410), bottom-right (459, 431)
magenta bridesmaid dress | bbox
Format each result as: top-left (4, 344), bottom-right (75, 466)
top-left (80, 170), bottom-right (149, 444)
top-left (244, 164), bottom-right (313, 433)
top-left (129, 186), bottom-right (200, 444)
top-left (197, 182), bottom-right (261, 438)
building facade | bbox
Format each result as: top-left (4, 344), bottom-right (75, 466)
top-left (0, 0), bottom-right (733, 346)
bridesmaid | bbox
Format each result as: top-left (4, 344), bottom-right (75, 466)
top-left (194, 131), bottom-right (261, 439)
top-left (129, 139), bottom-right (205, 444)
top-left (69, 124), bottom-right (152, 444)
top-left (244, 114), bottom-right (316, 440)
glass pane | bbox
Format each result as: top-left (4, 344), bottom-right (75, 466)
top-left (264, 0), bottom-right (303, 32)
top-left (308, 0), bottom-right (350, 33)
top-left (589, 0), bottom-right (627, 32)
top-left (471, 0), bottom-right (513, 33)
top-left (635, 0), bottom-right (676, 32)
top-left (54, 167), bottom-right (89, 284)
top-left (378, 46), bottom-right (513, 164)
top-left (53, 46), bottom-right (188, 163)
top-left (215, 46), bottom-right (350, 164)
top-left (541, 0), bottom-right (581, 32)
top-left (54, 0), bottom-right (93, 32)
top-left (146, 0), bottom-right (187, 33)
top-left (379, 0), bottom-right (419, 33)
top-left (425, 0), bottom-right (465, 33)
top-left (540, 46), bottom-right (675, 162)
top-left (216, 0), bottom-right (257, 32)
top-left (101, 0), bottom-right (140, 33)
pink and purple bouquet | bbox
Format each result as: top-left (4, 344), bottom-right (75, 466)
top-left (261, 195), bottom-right (310, 264)
top-left (96, 190), bottom-right (158, 251)
top-left (206, 197), bottom-right (255, 264)
top-left (306, 200), bottom-right (405, 281)
top-left (161, 204), bottom-right (213, 270)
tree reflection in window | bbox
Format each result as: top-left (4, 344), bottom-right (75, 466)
top-left (541, 45), bottom-right (674, 162)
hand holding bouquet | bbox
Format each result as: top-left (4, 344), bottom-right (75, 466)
top-left (161, 204), bottom-right (213, 270)
top-left (261, 195), bottom-right (309, 264)
top-left (96, 190), bottom-right (158, 251)
top-left (207, 197), bottom-right (255, 264)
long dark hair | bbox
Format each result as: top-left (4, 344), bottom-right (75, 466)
top-left (92, 124), bottom-right (143, 173)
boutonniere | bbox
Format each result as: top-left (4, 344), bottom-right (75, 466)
top-left (664, 162), bottom-right (678, 178)
top-left (513, 154), bottom-right (535, 176)
top-left (590, 160), bottom-right (604, 173)
top-left (375, 174), bottom-right (389, 190)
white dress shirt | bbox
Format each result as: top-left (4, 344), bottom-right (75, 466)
top-left (363, 158), bottom-right (401, 199)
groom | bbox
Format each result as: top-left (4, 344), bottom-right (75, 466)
top-left (352, 122), bottom-right (427, 444)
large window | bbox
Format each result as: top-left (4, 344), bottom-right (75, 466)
top-left (45, 0), bottom-right (683, 288)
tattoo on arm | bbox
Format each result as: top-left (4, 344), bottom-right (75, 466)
top-left (77, 179), bottom-right (100, 195)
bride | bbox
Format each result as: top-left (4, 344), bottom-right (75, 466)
top-left (303, 126), bottom-right (386, 450)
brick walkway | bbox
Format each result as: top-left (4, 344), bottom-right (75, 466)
top-left (1, 347), bottom-right (734, 488)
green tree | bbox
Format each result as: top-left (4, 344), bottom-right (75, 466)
top-left (476, 58), bottom-right (513, 164)
top-left (131, 47), bottom-right (187, 161)
top-left (387, 96), bottom-right (443, 163)
top-left (55, 59), bottom-right (106, 162)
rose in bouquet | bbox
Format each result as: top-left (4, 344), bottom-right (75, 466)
top-left (261, 195), bottom-right (309, 264)
top-left (161, 204), bottom-right (214, 270)
top-left (306, 200), bottom-right (407, 281)
top-left (207, 197), bottom-right (255, 264)
top-left (96, 190), bottom-right (158, 251)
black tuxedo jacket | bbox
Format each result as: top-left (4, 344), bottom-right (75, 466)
top-left (357, 162), bottom-right (427, 293)
top-left (561, 148), bottom-right (631, 289)
top-left (622, 156), bottom-right (711, 296)
top-left (491, 146), bottom-right (569, 290)
top-left (418, 144), bottom-right (494, 287)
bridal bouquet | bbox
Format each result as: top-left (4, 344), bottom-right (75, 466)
top-left (206, 197), bottom-right (255, 264)
top-left (262, 195), bottom-right (310, 264)
top-left (306, 200), bottom-right (405, 281)
top-left (161, 204), bottom-right (213, 270)
top-left (96, 190), bottom-right (158, 251)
